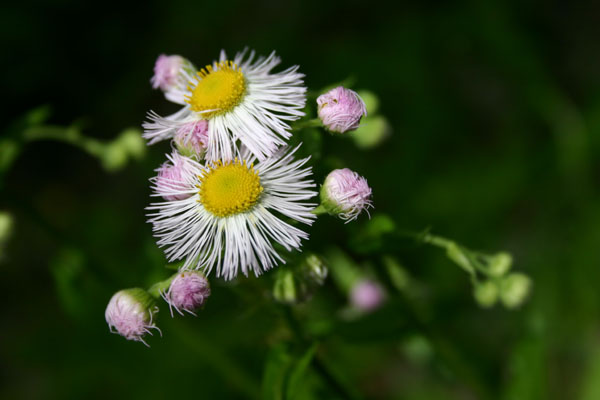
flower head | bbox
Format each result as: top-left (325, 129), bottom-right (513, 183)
top-left (105, 288), bottom-right (160, 346)
top-left (350, 279), bottom-right (385, 312)
top-left (320, 168), bottom-right (373, 222)
top-left (163, 271), bottom-right (211, 316)
top-left (147, 146), bottom-right (317, 280)
top-left (144, 49), bottom-right (306, 162)
top-left (153, 152), bottom-right (197, 201)
top-left (317, 87), bottom-right (367, 133)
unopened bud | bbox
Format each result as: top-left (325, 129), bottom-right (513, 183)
top-left (116, 129), bottom-right (146, 160)
top-left (105, 288), bottom-right (160, 346)
top-left (0, 212), bottom-right (13, 243)
top-left (302, 253), bottom-right (328, 285)
top-left (317, 87), bottom-right (367, 133)
top-left (152, 54), bottom-right (185, 91)
top-left (151, 54), bottom-right (196, 103)
top-left (320, 168), bottom-right (373, 222)
top-left (153, 152), bottom-right (196, 201)
top-left (273, 269), bottom-right (297, 304)
top-left (500, 273), bottom-right (531, 309)
top-left (350, 115), bottom-right (391, 149)
top-left (474, 280), bottom-right (498, 308)
top-left (163, 271), bottom-right (210, 316)
top-left (487, 252), bottom-right (512, 277)
top-left (174, 120), bottom-right (209, 158)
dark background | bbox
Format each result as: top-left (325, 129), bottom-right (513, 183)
top-left (2, 1), bottom-right (600, 399)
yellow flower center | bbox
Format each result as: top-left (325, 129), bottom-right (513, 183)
top-left (198, 160), bottom-right (263, 217)
top-left (185, 61), bottom-right (246, 118)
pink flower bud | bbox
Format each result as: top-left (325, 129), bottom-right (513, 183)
top-left (163, 271), bottom-right (211, 316)
top-left (321, 168), bottom-right (373, 222)
top-left (153, 153), bottom-right (196, 201)
top-left (174, 120), bottom-right (209, 158)
top-left (317, 87), bottom-right (367, 133)
top-left (105, 288), bottom-right (160, 346)
top-left (350, 280), bottom-right (385, 312)
top-left (151, 54), bottom-right (186, 92)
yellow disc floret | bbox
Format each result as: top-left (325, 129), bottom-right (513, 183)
top-left (198, 159), bottom-right (263, 217)
top-left (185, 61), bottom-right (246, 118)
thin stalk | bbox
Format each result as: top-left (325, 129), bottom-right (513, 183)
top-left (147, 275), bottom-right (176, 298)
top-left (311, 204), bottom-right (327, 215)
top-left (291, 118), bottom-right (322, 131)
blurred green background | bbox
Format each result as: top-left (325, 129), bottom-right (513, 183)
top-left (2, 0), bottom-right (600, 399)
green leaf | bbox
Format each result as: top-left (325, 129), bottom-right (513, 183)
top-left (579, 342), bottom-right (600, 400)
top-left (286, 343), bottom-right (318, 400)
top-left (502, 333), bottom-right (548, 400)
top-left (349, 214), bottom-right (396, 254)
top-left (382, 255), bottom-right (411, 292)
top-left (24, 105), bottom-right (52, 126)
top-left (262, 343), bottom-right (293, 400)
top-left (50, 247), bottom-right (87, 318)
top-left (0, 139), bottom-right (20, 172)
top-left (325, 247), bottom-right (362, 293)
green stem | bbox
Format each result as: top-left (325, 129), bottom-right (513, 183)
top-left (291, 118), bottom-right (322, 131)
top-left (147, 274), bottom-right (177, 298)
top-left (404, 230), bottom-right (501, 281)
top-left (311, 204), bottom-right (328, 215)
top-left (395, 229), bottom-right (453, 248)
top-left (23, 125), bottom-right (106, 158)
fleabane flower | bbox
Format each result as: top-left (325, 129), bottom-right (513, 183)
top-left (147, 146), bottom-right (317, 280)
top-left (320, 168), bottom-right (373, 222)
top-left (144, 49), bottom-right (306, 162)
top-left (105, 288), bottom-right (160, 346)
top-left (317, 86), bottom-right (367, 133)
top-left (151, 54), bottom-right (196, 104)
top-left (163, 271), bottom-right (211, 316)
top-left (154, 152), bottom-right (198, 201)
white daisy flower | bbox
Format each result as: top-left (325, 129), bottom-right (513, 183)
top-left (147, 146), bottom-right (317, 280)
top-left (143, 49), bottom-right (306, 162)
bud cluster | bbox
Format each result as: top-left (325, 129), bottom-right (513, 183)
top-left (106, 271), bottom-right (211, 345)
